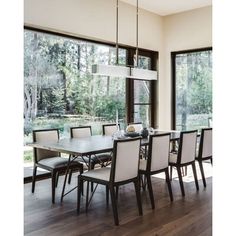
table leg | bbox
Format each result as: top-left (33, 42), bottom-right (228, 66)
top-left (60, 154), bottom-right (79, 202)
top-left (60, 155), bottom-right (72, 202)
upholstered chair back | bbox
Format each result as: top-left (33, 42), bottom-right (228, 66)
top-left (33, 129), bottom-right (60, 162)
top-left (111, 138), bottom-right (141, 183)
top-left (149, 134), bottom-right (170, 172)
top-left (179, 130), bottom-right (197, 164)
top-left (70, 126), bottom-right (92, 138)
top-left (199, 128), bottom-right (212, 159)
top-left (103, 124), bottom-right (119, 136)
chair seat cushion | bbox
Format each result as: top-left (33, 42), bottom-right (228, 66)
top-left (139, 159), bottom-right (147, 171)
top-left (81, 167), bottom-right (111, 182)
top-left (169, 153), bottom-right (178, 164)
top-left (38, 157), bottom-right (80, 169)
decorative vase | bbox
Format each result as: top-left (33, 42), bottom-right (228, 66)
top-left (141, 127), bottom-right (149, 138)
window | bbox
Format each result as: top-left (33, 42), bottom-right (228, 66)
top-left (172, 48), bottom-right (212, 131)
top-left (24, 28), bottom-right (158, 164)
top-left (127, 52), bottom-right (157, 128)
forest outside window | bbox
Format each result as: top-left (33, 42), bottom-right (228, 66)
top-left (24, 29), bottom-right (126, 163)
top-left (172, 48), bottom-right (212, 131)
top-left (24, 28), bottom-right (158, 165)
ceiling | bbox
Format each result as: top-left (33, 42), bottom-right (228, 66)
top-left (121, 0), bottom-right (212, 16)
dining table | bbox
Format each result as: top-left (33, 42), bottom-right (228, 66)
top-left (28, 130), bottom-right (181, 201)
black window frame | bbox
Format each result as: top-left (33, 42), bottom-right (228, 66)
top-left (24, 25), bottom-right (158, 127)
top-left (171, 47), bottom-right (213, 130)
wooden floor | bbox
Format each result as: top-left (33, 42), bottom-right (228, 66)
top-left (24, 163), bottom-right (212, 236)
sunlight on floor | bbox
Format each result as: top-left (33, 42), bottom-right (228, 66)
top-left (152, 162), bottom-right (212, 183)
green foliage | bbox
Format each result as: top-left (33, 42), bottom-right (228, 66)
top-left (176, 51), bottom-right (212, 130)
top-left (24, 150), bottom-right (33, 162)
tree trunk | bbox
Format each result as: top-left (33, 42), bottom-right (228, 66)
top-left (31, 33), bottom-right (38, 120)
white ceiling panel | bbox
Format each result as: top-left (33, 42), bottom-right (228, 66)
top-left (121, 0), bottom-right (212, 16)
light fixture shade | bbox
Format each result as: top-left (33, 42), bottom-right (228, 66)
top-left (129, 68), bottom-right (157, 80)
top-left (92, 64), bottom-right (130, 77)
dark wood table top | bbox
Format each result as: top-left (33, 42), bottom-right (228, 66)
top-left (28, 130), bottom-right (181, 156)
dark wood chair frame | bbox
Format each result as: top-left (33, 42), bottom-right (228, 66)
top-left (169, 130), bottom-right (199, 197)
top-left (77, 137), bottom-right (143, 226)
top-left (102, 123), bottom-right (120, 135)
top-left (32, 128), bottom-right (83, 204)
top-left (195, 128), bottom-right (212, 187)
top-left (70, 125), bottom-right (92, 137)
top-left (139, 133), bottom-right (173, 209)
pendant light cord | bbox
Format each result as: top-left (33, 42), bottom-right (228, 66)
top-left (135, 0), bottom-right (139, 67)
top-left (116, 0), bottom-right (119, 65)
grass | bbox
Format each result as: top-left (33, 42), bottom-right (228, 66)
top-left (24, 150), bottom-right (33, 163)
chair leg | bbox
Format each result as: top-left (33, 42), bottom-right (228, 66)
top-left (68, 169), bottom-right (73, 184)
top-left (106, 185), bottom-right (109, 205)
top-left (55, 172), bottom-right (59, 188)
top-left (177, 167), bottom-right (185, 197)
top-left (181, 166), bottom-right (187, 176)
top-left (109, 185), bottom-right (119, 226)
top-left (90, 163), bottom-right (95, 192)
top-left (31, 165), bottom-right (37, 193)
top-left (51, 171), bottom-right (57, 204)
top-left (86, 181), bottom-right (90, 212)
top-left (115, 186), bottom-right (119, 200)
top-left (170, 166), bottom-right (173, 181)
top-left (140, 174), bottom-right (147, 191)
top-left (146, 175), bottom-right (155, 209)
top-left (192, 162), bottom-right (199, 191)
top-left (77, 176), bottom-right (83, 213)
top-left (165, 169), bottom-right (173, 202)
top-left (134, 179), bottom-right (143, 215)
top-left (198, 160), bottom-right (206, 187)
top-left (80, 166), bottom-right (84, 195)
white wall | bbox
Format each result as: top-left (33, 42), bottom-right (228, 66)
top-left (159, 6), bottom-right (212, 129)
top-left (24, 0), bottom-right (163, 51)
top-left (24, 0), bottom-right (212, 129)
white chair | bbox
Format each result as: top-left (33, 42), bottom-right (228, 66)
top-left (70, 126), bottom-right (92, 138)
top-left (102, 123), bottom-right (120, 136)
top-left (32, 129), bottom-right (83, 203)
top-left (196, 128), bottom-right (212, 187)
top-left (169, 130), bottom-right (199, 196)
top-left (77, 137), bottom-right (142, 226)
top-left (139, 133), bottom-right (173, 209)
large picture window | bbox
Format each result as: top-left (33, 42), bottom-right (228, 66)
top-left (24, 28), bottom-right (158, 164)
top-left (172, 48), bottom-right (212, 131)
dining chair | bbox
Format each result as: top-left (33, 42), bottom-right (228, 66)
top-left (195, 128), bottom-right (212, 187)
top-left (32, 128), bottom-right (83, 203)
top-left (70, 125), bottom-right (92, 138)
top-left (77, 137), bottom-right (142, 226)
top-left (70, 126), bottom-right (112, 169)
top-left (169, 130), bottom-right (199, 197)
top-left (102, 123), bottom-right (120, 136)
top-left (139, 133), bottom-right (173, 209)
top-left (128, 122), bottom-right (143, 133)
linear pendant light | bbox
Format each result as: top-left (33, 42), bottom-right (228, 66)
top-left (92, 0), bottom-right (157, 81)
